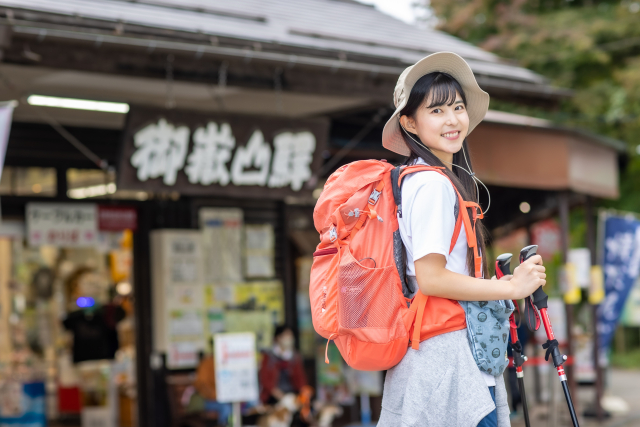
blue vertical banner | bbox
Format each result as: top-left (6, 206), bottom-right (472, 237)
top-left (597, 214), bottom-right (640, 361)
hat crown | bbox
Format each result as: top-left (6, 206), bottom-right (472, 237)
top-left (393, 65), bottom-right (413, 108)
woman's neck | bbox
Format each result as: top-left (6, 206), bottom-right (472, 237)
top-left (430, 148), bottom-right (454, 171)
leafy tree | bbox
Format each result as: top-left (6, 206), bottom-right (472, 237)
top-left (421, 0), bottom-right (640, 210)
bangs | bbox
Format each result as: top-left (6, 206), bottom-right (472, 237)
top-left (424, 74), bottom-right (467, 108)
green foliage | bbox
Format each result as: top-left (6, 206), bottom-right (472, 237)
top-left (422, 0), bottom-right (640, 210)
top-left (611, 347), bottom-right (640, 368)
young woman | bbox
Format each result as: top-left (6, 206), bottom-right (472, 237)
top-left (378, 52), bottom-right (546, 427)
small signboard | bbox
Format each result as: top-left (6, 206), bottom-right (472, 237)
top-left (98, 206), bottom-right (138, 231)
top-left (27, 203), bottom-right (98, 247)
top-left (214, 333), bottom-right (259, 403)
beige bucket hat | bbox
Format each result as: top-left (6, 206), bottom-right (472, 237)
top-left (382, 52), bottom-right (490, 156)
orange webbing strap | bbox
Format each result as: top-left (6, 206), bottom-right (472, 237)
top-left (458, 199), bottom-right (485, 278)
top-left (349, 213), bottom-right (368, 240)
top-left (398, 165), bottom-right (446, 184)
top-left (349, 207), bottom-right (379, 241)
top-left (449, 209), bottom-right (463, 254)
top-left (368, 179), bottom-right (385, 205)
top-left (410, 291), bottom-right (428, 350)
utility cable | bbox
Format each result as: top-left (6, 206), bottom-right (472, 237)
top-left (306, 107), bottom-right (387, 189)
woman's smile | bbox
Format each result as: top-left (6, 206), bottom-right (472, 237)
top-left (441, 130), bottom-right (461, 140)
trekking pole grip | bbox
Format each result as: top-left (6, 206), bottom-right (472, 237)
top-left (519, 245), bottom-right (548, 310)
top-left (495, 253), bottom-right (512, 279)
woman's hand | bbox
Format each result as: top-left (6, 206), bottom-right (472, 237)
top-left (508, 255), bottom-right (546, 300)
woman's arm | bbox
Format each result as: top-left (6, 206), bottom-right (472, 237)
top-left (414, 253), bottom-right (546, 301)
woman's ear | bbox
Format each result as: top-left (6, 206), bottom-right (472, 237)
top-left (399, 115), bottom-right (417, 135)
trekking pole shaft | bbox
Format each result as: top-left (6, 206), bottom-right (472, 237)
top-left (562, 380), bottom-right (580, 427)
top-left (518, 377), bottom-right (531, 426)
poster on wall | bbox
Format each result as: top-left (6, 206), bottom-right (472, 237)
top-left (223, 311), bottom-right (274, 350)
top-left (118, 107), bottom-right (328, 199)
top-left (26, 203), bottom-right (98, 247)
top-left (214, 333), bottom-right (259, 403)
top-left (151, 230), bottom-right (205, 369)
top-left (200, 208), bottom-right (243, 283)
top-left (244, 224), bottom-right (275, 278)
top-left (234, 281), bottom-right (284, 324)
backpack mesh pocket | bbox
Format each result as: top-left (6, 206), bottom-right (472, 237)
top-left (337, 248), bottom-right (400, 332)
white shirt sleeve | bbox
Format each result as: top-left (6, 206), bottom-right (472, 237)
top-left (405, 176), bottom-right (457, 263)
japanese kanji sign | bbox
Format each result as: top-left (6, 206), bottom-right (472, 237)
top-left (119, 107), bottom-right (328, 198)
top-left (597, 213), bottom-right (640, 362)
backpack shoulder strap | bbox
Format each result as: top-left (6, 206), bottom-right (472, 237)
top-left (395, 165), bottom-right (462, 255)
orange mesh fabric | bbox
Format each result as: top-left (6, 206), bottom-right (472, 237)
top-left (338, 248), bottom-right (404, 338)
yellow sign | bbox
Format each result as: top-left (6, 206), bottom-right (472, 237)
top-left (589, 265), bottom-right (605, 305)
top-left (234, 281), bottom-right (284, 324)
top-left (562, 263), bottom-right (581, 305)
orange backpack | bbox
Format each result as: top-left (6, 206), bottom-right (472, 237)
top-left (310, 160), bottom-right (484, 371)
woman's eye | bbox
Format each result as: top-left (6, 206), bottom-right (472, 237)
top-left (455, 105), bottom-right (465, 110)
top-left (432, 108), bottom-right (442, 113)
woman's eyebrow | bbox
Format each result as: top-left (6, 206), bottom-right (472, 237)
top-left (454, 99), bottom-right (464, 104)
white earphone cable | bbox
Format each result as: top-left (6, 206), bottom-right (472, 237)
top-left (401, 126), bottom-right (491, 215)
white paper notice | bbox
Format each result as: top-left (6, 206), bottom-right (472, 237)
top-left (214, 333), bottom-right (259, 403)
top-left (244, 224), bottom-right (275, 278)
top-left (27, 203), bottom-right (98, 247)
top-left (200, 208), bottom-right (243, 283)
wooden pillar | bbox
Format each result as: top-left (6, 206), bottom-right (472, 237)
top-left (558, 192), bottom-right (579, 412)
top-left (280, 202), bottom-right (297, 334)
top-left (585, 197), bottom-right (604, 420)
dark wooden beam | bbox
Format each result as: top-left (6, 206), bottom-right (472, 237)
top-left (2, 35), bottom-right (395, 102)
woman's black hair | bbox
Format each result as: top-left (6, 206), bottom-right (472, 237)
top-left (399, 72), bottom-right (489, 278)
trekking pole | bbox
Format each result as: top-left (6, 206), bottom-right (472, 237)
top-left (496, 253), bottom-right (531, 427)
top-left (520, 245), bottom-right (580, 427)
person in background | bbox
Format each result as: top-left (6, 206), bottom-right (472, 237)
top-left (259, 325), bottom-right (308, 405)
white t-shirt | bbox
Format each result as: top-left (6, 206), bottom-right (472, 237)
top-left (398, 158), bottom-right (496, 387)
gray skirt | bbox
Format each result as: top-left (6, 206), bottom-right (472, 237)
top-left (378, 329), bottom-right (511, 427)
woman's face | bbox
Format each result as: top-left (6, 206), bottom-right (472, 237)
top-left (400, 90), bottom-right (469, 159)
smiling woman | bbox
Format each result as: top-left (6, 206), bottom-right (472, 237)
top-left (376, 52), bottom-right (546, 427)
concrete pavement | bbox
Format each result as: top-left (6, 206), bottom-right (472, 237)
top-left (509, 368), bottom-right (640, 427)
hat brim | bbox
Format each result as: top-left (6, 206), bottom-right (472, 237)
top-left (382, 52), bottom-right (490, 156)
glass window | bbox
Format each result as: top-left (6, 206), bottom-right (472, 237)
top-left (67, 169), bottom-right (150, 200)
top-left (0, 167), bottom-right (57, 197)
top-left (67, 168), bottom-right (116, 199)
